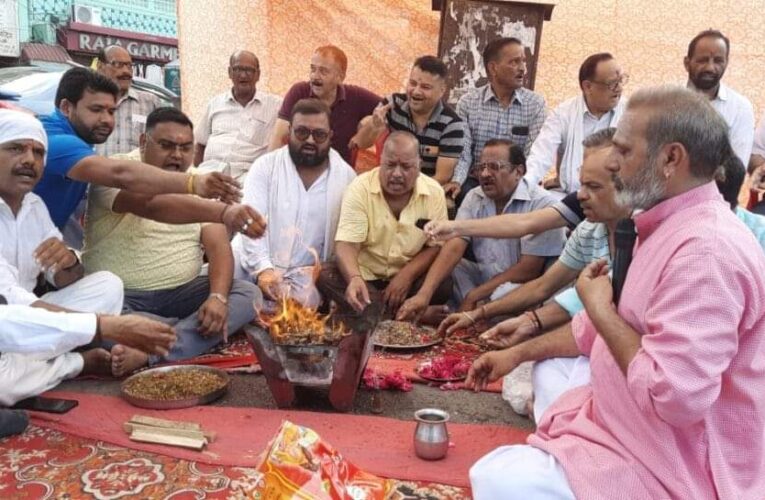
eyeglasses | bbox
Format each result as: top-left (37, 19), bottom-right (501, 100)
top-left (476, 161), bottom-right (521, 173)
top-left (104, 60), bottom-right (133, 70)
top-left (589, 74), bottom-right (629, 92)
top-left (292, 126), bottom-right (330, 143)
top-left (230, 66), bottom-right (258, 75)
top-left (146, 135), bottom-right (194, 154)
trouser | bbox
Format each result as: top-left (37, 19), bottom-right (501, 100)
top-left (233, 254), bottom-right (321, 308)
top-left (42, 271), bottom-right (124, 315)
top-left (532, 356), bottom-right (591, 425)
top-left (122, 276), bottom-right (261, 364)
top-left (316, 262), bottom-right (452, 316)
top-left (0, 351), bottom-right (83, 406)
top-left (470, 445), bottom-right (575, 499)
top-left (452, 259), bottom-right (521, 305)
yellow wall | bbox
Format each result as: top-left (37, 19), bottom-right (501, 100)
top-left (179, 0), bottom-right (765, 127)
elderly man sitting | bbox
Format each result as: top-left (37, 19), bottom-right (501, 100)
top-left (233, 98), bottom-right (356, 307)
top-left (467, 86), bottom-right (765, 499)
top-left (83, 107), bottom-right (263, 376)
top-left (0, 109), bottom-right (123, 314)
top-left (397, 138), bottom-right (564, 322)
top-left (317, 131), bottom-right (448, 314)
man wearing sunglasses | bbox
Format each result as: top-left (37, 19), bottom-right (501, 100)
top-left (95, 45), bottom-right (162, 157)
top-left (234, 98), bottom-right (356, 307)
top-left (83, 107), bottom-right (264, 377)
top-left (194, 51), bottom-right (282, 181)
top-left (525, 53), bottom-right (626, 194)
top-left (397, 139), bottom-right (564, 323)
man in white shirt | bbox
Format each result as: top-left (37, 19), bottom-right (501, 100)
top-left (194, 50), bottom-right (282, 182)
top-left (234, 98), bottom-right (356, 307)
top-left (0, 110), bottom-right (123, 314)
top-left (685, 29), bottom-right (754, 165)
top-left (525, 53), bottom-right (626, 193)
top-left (0, 296), bottom-right (175, 412)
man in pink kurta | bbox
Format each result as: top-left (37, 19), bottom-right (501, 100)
top-left (467, 86), bottom-right (765, 499)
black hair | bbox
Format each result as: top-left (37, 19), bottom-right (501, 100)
top-left (55, 67), bottom-right (119, 108)
top-left (482, 37), bottom-right (523, 72)
top-left (484, 138), bottom-right (526, 173)
top-left (413, 55), bottom-right (447, 79)
top-left (289, 98), bottom-right (331, 123)
top-left (715, 144), bottom-right (745, 209)
top-left (579, 52), bottom-right (614, 89)
top-left (145, 107), bottom-right (194, 133)
top-left (687, 29), bottom-right (730, 58)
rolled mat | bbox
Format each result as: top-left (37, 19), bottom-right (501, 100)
top-left (34, 391), bottom-right (530, 488)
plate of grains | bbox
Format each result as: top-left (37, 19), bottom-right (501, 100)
top-left (372, 320), bottom-right (444, 350)
top-left (121, 365), bottom-right (229, 409)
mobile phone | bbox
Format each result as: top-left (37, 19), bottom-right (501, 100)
top-left (511, 126), bottom-right (530, 136)
top-left (12, 396), bottom-right (79, 414)
top-left (415, 218), bottom-right (431, 230)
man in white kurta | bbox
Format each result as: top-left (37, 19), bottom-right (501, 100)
top-left (525, 53), bottom-right (626, 193)
top-left (233, 99), bottom-right (356, 307)
top-left (0, 110), bottom-right (123, 406)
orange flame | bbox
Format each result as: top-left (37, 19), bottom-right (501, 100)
top-left (259, 296), bottom-right (347, 345)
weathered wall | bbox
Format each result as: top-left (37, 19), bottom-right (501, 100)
top-left (179, 0), bottom-right (765, 127)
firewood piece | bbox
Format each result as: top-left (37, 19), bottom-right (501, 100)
top-left (129, 414), bottom-right (201, 431)
top-left (129, 428), bottom-right (206, 450)
top-left (123, 422), bottom-right (212, 443)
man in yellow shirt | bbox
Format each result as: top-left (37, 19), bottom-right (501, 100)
top-left (318, 131), bottom-right (449, 314)
top-left (82, 107), bottom-right (263, 376)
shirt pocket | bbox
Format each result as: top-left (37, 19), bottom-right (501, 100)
top-left (247, 116), bottom-right (270, 148)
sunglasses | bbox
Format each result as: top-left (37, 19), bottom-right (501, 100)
top-left (292, 126), bottom-right (330, 144)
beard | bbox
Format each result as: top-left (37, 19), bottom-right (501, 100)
top-left (690, 71), bottom-right (722, 91)
top-left (288, 141), bottom-right (329, 167)
top-left (615, 153), bottom-right (667, 211)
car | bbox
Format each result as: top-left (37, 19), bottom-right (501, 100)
top-left (0, 64), bottom-right (179, 115)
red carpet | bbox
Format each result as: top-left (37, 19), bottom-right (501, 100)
top-left (35, 391), bottom-right (530, 488)
top-left (1, 424), bottom-right (470, 499)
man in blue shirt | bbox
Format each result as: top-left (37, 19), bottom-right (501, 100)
top-left (34, 68), bottom-right (247, 231)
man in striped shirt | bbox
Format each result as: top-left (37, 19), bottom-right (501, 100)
top-left (355, 56), bottom-right (464, 194)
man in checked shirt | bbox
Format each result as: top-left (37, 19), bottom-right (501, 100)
top-left (95, 45), bottom-right (162, 157)
top-left (453, 37), bottom-right (546, 203)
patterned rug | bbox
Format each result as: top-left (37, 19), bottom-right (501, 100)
top-left (0, 425), bottom-right (470, 499)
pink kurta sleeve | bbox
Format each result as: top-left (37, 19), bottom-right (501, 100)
top-left (571, 310), bottom-right (598, 356)
top-left (626, 252), bottom-right (743, 427)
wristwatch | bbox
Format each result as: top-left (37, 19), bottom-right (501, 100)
top-left (209, 293), bottom-right (228, 305)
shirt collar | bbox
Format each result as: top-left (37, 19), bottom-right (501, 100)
top-left (474, 178), bottom-right (532, 208)
top-left (0, 192), bottom-right (38, 217)
top-left (227, 88), bottom-right (260, 106)
top-left (118, 87), bottom-right (139, 105)
top-left (686, 80), bottom-right (729, 102)
top-left (484, 84), bottom-right (524, 105)
top-left (581, 94), bottom-right (615, 120)
top-left (52, 109), bottom-right (81, 140)
top-left (633, 181), bottom-right (723, 240)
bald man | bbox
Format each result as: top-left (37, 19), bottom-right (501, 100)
top-left (95, 45), bottom-right (162, 157)
top-left (318, 131), bottom-right (449, 315)
top-left (194, 50), bottom-right (283, 181)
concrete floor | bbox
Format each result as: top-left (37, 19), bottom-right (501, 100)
top-left (59, 372), bottom-right (535, 430)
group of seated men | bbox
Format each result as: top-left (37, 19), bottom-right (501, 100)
top-left (1, 25), bottom-right (764, 499)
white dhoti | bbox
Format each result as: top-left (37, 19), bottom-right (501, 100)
top-left (470, 444), bottom-right (575, 499)
top-left (0, 352), bottom-right (83, 406)
top-left (532, 355), bottom-right (591, 425)
top-left (41, 271), bottom-right (124, 314)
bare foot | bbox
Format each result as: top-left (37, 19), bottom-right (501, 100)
top-left (80, 348), bottom-right (112, 377)
top-left (111, 345), bottom-right (149, 377)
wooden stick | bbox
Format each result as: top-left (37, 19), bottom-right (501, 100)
top-left (129, 428), bottom-right (206, 450)
top-left (123, 423), bottom-right (214, 443)
top-left (129, 414), bottom-right (201, 431)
